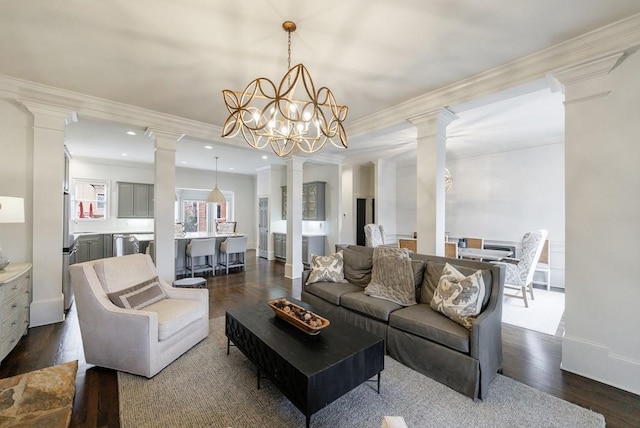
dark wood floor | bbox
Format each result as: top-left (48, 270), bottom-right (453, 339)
top-left (1, 252), bottom-right (639, 427)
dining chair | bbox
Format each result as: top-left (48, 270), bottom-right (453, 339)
top-left (444, 242), bottom-right (458, 259)
top-left (364, 224), bottom-right (385, 247)
top-left (533, 239), bottom-right (551, 290)
top-left (492, 229), bottom-right (548, 307)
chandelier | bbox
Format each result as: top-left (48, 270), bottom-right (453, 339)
top-left (221, 21), bottom-right (348, 157)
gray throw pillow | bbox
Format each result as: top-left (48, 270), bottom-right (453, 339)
top-left (343, 248), bottom-right (373, 287)
top-left (107, 277), bottom-right (167, 310)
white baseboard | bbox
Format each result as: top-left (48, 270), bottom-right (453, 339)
top-left (562, 335), bottom-right (640, 396)
top-left (30, 295), bottom-right (65, 327)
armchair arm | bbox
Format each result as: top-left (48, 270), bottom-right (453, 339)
top-left (163, 284), bottom-right (208, 302)
top-left (70, 263), bottom-right (159, 377)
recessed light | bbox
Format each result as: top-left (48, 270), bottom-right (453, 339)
top-left (229, 167), bottom-right (234, 170)
top-left (204, 145), bottom-right (213, 149)
top-left (121, 153), bottom-right (128, 157)
top-left (126, 131), bottom-right (136, 136)
top-left (262, 155), bottom-right (268, 160)
top-left (181, 161), bottom-right (188, 164)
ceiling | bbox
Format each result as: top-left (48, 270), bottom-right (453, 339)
top-left (2, 1), bottom-right (638, 173)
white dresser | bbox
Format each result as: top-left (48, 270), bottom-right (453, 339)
top-left (0, 263), bottom-right (32, 363)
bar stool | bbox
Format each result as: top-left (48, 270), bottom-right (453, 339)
top-left (219, 236), bottom-right (247, 275)
top-left (185, 238), bottom-right (217, 277)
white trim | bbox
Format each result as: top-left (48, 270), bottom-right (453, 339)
top-left (29, 295), bottom-right (65, 327)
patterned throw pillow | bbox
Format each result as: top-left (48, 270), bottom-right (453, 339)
top-left (430, 263), bottom-right (485, 330)
top-left (305, 251), bottom-right (349, 285)
top-left (107, 277), bottom-right (167, 310)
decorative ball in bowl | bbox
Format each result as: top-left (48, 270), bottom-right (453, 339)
top-left (268, 298), bottom-right (330, 335)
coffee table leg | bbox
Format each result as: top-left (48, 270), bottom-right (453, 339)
top-left (377, 372), bottom-right (381, 394)
top-left (306, 414), bottom-right (310, 428)
top-left (227, 338), bottom-right (230, 355)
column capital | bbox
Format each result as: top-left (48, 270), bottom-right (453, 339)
top-left (551, 51), bottom-right (625, 87)
top-left (19, 100), bottom-right (77, 130)
top-left (284, 155), bottom-right (306, 170)
top-left (409, 108), bottom-right (458, 138)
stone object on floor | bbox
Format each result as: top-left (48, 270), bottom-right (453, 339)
top-left (0, 360), bottom-right (78, 427)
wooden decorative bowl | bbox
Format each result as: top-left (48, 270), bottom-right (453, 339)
top-left (268, 298), bottom-right (330, 335)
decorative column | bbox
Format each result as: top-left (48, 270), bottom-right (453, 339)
top-left (373, 159), bottom-right (397, 243)
top-left (410, 108), bottom-right (458, 256)
top-left (285, 156), bottom-right (305, 279)
top-left (20, 101), bottom-right (76, 326)
top-left (145, 129), bottom-right (180, 282)
top-left (551, 51), bottom-right (640, 392)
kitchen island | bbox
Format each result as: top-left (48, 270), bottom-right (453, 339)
top-left (175, 232), bottom-right (247, 276)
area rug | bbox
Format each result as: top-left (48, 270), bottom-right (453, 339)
top-left (119, 317), bottom-right (602, 428)
top-left (502, 288), bottom-right (565, 335)
top-left (0, 360), bottom-right (78, 427)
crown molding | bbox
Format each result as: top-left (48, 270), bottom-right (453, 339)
top-left (347, 13), bottom-right (640, 138)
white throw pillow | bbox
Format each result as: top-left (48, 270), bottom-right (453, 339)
top-left (430, 263), bottom-right (486, 330)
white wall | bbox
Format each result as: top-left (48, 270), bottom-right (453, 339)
top-left (176, 166), bottom-right (257, 249)
top-left (395, 143), bottom-right (566, 286)
top-left (447, 143), bottom-right (565, 286)
top-left (70, 159), bottom-right (257, 247)
top-left (70, 158), bottom-right (155, 233)
top-left (0, 100), bottom-right (32, 265)
top-left (396, 162), bottom-right (417, 239)
top-left (561, 50), bottom-right (640, 395)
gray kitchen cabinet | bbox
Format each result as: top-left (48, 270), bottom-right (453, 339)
top-left (302, 235), bottom-right (325, 265)
top-left (117, 182), bottom-right (154, 218)
top-left (273, 233), bottom-right (286, 260)
top-left (281, 181), bottom-right (325, 220)
top-left (76, 234), bottom-right (103, 263)
top-left (303, 181), bottom-right (325, 220)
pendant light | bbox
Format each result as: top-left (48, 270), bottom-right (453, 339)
top-left (207, 156), bottom-right (226, 204)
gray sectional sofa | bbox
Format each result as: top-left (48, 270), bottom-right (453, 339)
top-left (301, 245), bottom-right (505, 400)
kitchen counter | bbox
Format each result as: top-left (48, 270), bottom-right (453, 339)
top-left (175, 232), bottom-right (246, 239)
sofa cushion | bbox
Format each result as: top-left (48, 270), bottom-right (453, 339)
top-left (305, 251), bottom-right (348, 285)
top-left (107, 277), bottom-right (167, 310)
top-left (144, 298), bottom-right (206, 341)
top-left (342, 248), bottom-right (373, 287)
top-left (364, 247), bottom-right (416, 306)
top-left (304, 282), bottom-right (363, 305)
top-left (430, 263), bottom-right (486, 330)
top-left (341, 291), bottom-right (403, 322)
top-left (389, 304), bottom-right (470, 353)
top-left (421, 261), bottom-right (492, 308)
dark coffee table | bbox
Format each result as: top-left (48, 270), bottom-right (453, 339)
top-left (225, 297), bottom-right (384, 427)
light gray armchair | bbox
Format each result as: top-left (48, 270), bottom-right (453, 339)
top-left (492, 229), bottom-right (548, 307)
top-left (69, 253), bottom-right (209, 377)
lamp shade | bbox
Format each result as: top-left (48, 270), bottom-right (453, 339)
top-left (207, 188), bottom-right (226, 204)
top-left (0, 197), bottom-right (25, 224)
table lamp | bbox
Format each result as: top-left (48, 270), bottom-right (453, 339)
top-left (0, 196), bottom-right (25, 271)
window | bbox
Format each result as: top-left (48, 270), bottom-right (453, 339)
top-left (74, 179), bottom-right (108, 220)
top-left (177, 189), bottom-right (234, 233)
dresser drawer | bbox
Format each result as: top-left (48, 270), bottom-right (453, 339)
top-left (2, 275), bottom-right (28, 304)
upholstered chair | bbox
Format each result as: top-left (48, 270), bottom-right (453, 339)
top-left (364, 224), bottom-right (385, 247)
top-left (492, 229), bottom-right (548, 307)
top-left (69, 253), bottom-right (209, 377)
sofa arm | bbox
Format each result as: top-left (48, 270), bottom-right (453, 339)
top-left (301, 270), bottom-right (311, 291)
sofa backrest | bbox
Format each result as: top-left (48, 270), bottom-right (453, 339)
top-left (411, 253), bottom-right (503, 310)
top-left (92, 253), bottom-right (159, 294)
